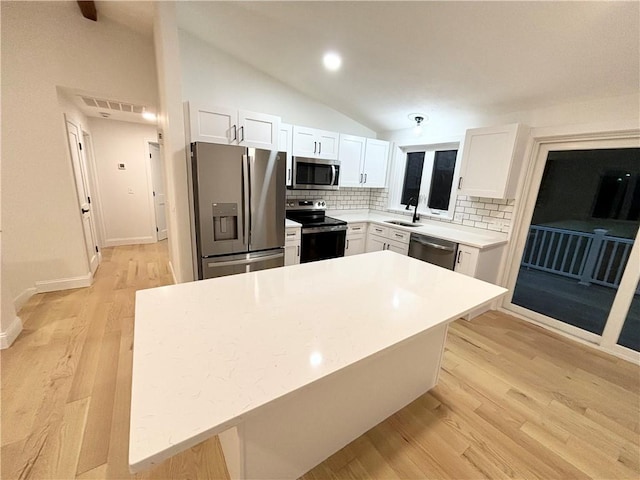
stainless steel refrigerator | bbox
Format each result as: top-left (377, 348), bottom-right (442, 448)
top-left (188, 142), bottom-right (286, 280)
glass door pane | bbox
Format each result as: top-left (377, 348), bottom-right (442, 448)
top-left (512, 148), bottom-right (640, 336)
top-left (618, 279), bottom-right (640, 351)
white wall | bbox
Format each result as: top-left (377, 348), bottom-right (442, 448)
top-left (179, 30), bottom-right (376, 138)
top-left (88, 118), bottom-right (158, 246)
top-left (154, 2), bottom-right (192, 284)
top-left (379, 93), bottom-right (640, 143)
top-left (1, 1), bottom-right (158, 309)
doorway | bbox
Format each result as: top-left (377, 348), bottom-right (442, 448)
top-left (505, 136), bottom-right (640, 360)
top-left (65, 116), bottom-right (100, 275)
top-left (148, 142), bottom-right (167, 241)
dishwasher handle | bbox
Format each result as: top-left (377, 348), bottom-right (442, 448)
top-left (411, 238), bottom-right (456, 252)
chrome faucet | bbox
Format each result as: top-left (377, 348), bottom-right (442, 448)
top-left (405, 197), bottom-right (420, 223)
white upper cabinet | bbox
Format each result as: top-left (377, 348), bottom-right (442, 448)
top-left (338, 135), bottom-right (389, 188)
top-left (188, 104), bottom-right (236, 145)
top-left (279, 123), bottom-right (293, 186)
top-left (338, 135), bottom-right (366, 187)
top-left (458, 123), bottom-right (530, 199)
top-left (292, 126), bottom-right (339, 160)
top-left (362, 138), bottom-right (390, 188)
top-left (187, 103), bottom-right (280, 150)
top-left (238, 109), bottom-right (281, 149)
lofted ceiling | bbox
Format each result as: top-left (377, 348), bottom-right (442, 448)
top-left (99, 1), bottom-right (639, 133)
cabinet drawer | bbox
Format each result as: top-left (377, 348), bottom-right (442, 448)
top-left (347, 222), bottom-right (367, 237)
top-left (285, 228), bottom-right (301, 243)
top-left (368, 224), bottom-right (389, 237)
top-left (389, 228), bottom-right (410, 244)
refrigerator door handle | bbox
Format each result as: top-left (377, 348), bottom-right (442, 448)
top-left (207, 252), bottom-right (284, 268)
top-left (242, 154), bottom-right (251, 245)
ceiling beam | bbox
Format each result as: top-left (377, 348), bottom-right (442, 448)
top-left (77, 1), bottom-right (97, 21)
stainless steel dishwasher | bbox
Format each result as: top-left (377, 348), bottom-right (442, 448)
top-left (408, 233), bottom-right (458, 270)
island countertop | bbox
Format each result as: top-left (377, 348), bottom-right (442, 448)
top-left (129, 251), bottom-right (507, 472)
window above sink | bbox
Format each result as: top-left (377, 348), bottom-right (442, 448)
top-left (386, 141), bottom-right (462, 221)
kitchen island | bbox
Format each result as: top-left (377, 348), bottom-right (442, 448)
top-left (129, 251), bottom-right (507, 479)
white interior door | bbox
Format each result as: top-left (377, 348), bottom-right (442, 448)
top-left (65, 118), bottom-right (99, 275)
top-left (149, 143), bottom-right (167, 241)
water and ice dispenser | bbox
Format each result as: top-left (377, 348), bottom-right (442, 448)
top-left (212, 203), bottom-right (238, 241)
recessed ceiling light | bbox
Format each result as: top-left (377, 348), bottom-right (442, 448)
top-left (142, 111), bottom-right (157, 121)
top-left (323, 51), bottom-right (342, 71)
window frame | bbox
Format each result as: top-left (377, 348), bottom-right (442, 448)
top-left (388, 140), bottom-right (462, 221)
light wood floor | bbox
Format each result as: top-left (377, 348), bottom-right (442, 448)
top-left (2, 242), bottom-right (639, 480)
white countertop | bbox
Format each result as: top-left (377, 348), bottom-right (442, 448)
top-left (328, 210), bottom-right (507, 249)
top-left (285, 218), bottom-right (301, 228)
top-left (129, 252), bottom-right (507, 471)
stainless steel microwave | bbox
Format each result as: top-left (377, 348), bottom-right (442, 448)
top-left (291, 157), bottom-right (340, 190)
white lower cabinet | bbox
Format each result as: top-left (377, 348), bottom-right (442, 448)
top-left (345, 223), bottom-right (366, 256)
top-left (366, 225), bottom-right (409, 255)
top-left (454, 244), bottom-right (479, 277)
top-left (284, 227), bottom-right (301, 266)
top-left (454, 243), bottom-right (505, 284)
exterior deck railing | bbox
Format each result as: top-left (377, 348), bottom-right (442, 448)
top-left (521, 225), bottom-right (636, 290)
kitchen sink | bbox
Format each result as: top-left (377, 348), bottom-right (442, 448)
top-left (384, 220), bottom-right (423, 227)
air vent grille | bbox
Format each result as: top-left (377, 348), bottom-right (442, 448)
top-left (79, 95), bottom-right (147, 116)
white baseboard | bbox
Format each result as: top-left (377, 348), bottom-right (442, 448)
top-left (1, 315), bottom-right (23, 349)
top-left (104, 236), bottom-right (156, 247)
top-left (14, 287), bottom-right (37, 312)
top-left (35, 272), bottom-right (93, 293)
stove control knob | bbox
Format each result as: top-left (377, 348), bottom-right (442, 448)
top-left (321, 201), bottom-right (326, 206)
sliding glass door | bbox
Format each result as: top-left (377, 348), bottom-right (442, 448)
top-left (506, 137), bottom-right (640, 358)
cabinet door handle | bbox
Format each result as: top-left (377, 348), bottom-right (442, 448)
top-left (314, 141), bottom-right (317, 154)
top-left (346, 239), bottom-right (350, 249)
top-left (318, 142), bottom-right (322, 154)
top-left (232, 125), bottom-right (237, 142)
top-left (352, 227), bottom-right (361, 231)
top-left (239, 126), bottom-right (244, 142)
top-left (458, 177), bottom-right (463, 189)
top-left (288, 168), bottom-right (291, 181)
top-left (297, 245), bottom-right (300, 257)
top-left (364, 173), bottom-right (367, 183)
top-left (395, 233), bottom-right (403, 238)
top-left (457, 250), bottom-right (462, 263)
top-left (360, 173), bottom-right (363, 183)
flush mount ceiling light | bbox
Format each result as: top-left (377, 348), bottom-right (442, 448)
top-left (408, 113), bottom-right (428, 136)
top-left (323, 51), bottom-right (342, 71)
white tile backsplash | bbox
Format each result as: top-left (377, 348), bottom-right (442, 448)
top-left (286, 188), bottom-right (372, 210)
top-left (368, 189), bottom-right (513, 233)
top-left (287, 188), bottom-right (514, 233)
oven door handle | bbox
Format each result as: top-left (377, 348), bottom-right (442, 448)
top-left (330, 165), bottom-right (336, 186)
top-left (302, 225), bottom-right (348, 234)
